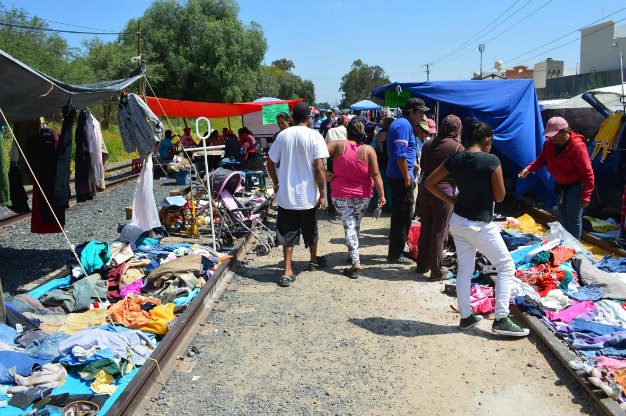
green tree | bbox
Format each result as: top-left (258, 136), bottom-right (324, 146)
top-left (316, 102), bottom-right (331, 109)
top-left (271, 58), bottom-right (294, 72)
top-left (0, 1), bottom-right (87, 82)
top-left (254, 65), bottom-right (315, 103)
top-left (339, 59), bottom-right (390, 108)
top-left (119, 0), bottom-right (267, 102)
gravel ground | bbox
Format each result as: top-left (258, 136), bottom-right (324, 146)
top-left (144, 213), bottom-right (597, 416)
top-left (0, 176), bottom-right (180, 294)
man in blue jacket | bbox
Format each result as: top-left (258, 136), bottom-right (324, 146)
top-left (386, 98), bottom-right (428, 263)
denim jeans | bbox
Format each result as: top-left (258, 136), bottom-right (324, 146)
top-left (557, 182), bottom-right (583, 240)
top-left (449, 213), bottom-right (515, 320)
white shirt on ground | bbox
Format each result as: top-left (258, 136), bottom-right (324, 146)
top-left (269, 126), bottom-right (329, 210)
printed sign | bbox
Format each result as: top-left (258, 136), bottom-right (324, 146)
top-left (262, 103), bottom-right (290, 125)
top-left (384, 89), bottom-right (411, 107)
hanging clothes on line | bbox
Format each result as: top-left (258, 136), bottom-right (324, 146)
top-left (7, 140), bottom-right (29, 213)
top-left (54, 105), bottom-right (76, 208)
top-left (87, 113), bottom-right (106, 191)
top-left (29, 127), bottom-right (64, 233)
top-left (119, 93), bottom-right (163, 231)
top-left (75, 111), bottom-right (95, 202)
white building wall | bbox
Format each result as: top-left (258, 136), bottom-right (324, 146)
top-left (580, 21), bottom-right (626, 73)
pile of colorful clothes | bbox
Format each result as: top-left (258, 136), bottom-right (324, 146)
top-left (0, 239), bottom-right (225, 415)
top-left (502, 218), bottom-right (626, 408)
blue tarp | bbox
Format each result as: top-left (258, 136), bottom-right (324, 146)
top-left (371, 80), bottom-right (553, 201)
top-left (349, 99), bottom-right (382, 111)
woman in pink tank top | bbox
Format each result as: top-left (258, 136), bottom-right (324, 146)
top-left (326, 118), bottom-right (386, 278)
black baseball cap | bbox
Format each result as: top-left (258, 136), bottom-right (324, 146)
top-left (403, 97), bottom-right (429, 112)
top-left (292, 102), bottom-right (310, 119)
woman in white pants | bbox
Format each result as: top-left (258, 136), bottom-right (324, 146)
top-left (424, 118), bottom-right (529, 337)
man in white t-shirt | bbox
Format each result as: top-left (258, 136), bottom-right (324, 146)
top-left (267, 102), bottom-right (330, 287)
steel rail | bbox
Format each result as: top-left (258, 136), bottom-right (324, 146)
top-left (0, 171), bottom-right (139, 228)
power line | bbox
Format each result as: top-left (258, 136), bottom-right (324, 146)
top-left (432, 0), bottom-right (527, 65)
top-left (0, 21), bottom-right (125, 35)
top-left (501, 7), bottom-right (626, 65)
top-left (504, 15), bottom-right (626, 68)
top-left (482, 0), bottom-right (552, 44)
top-left (437, 0), bottom-right (552, 65)
top-left (0, 9), bottom-right (118, 33)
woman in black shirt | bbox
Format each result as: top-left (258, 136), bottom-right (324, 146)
top-left (425, 118), bottom-right (529, 337)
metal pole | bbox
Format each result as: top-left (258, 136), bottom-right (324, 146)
top-left (195, 118), bottom-right (218, 251)
top-left (479, 43), bottom-right (485, 79)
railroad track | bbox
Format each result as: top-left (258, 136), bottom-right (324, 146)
top-left (0, 160), bottom-right (138, 228)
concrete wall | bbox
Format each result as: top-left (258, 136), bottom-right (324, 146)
top-left (538, 68), bottom-right (624, 99)
top-left (580, 21), bottom-right (626, 73)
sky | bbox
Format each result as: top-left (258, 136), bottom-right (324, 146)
top-left (6, 0), bottom-right (626, 105)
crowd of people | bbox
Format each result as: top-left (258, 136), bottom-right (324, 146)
top-left (157, 125), bottom-right (259, 167)
top-left (267, 99), bottom-right (597, 339)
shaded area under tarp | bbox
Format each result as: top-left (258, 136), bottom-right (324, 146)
top-left (349, 99), bottom-right (381, 111)
top-left (371, 80), bottom-right (552, 201)
top-left (0, 49), bottom-right (143, 123)
top-left (146, 96), bottom-right (303, 119)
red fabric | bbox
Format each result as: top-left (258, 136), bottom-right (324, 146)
top-left (31, 187), bottom-right (63, 234)
top-left (146, 97), bottom-right (303, 119)
top-left (526, 132), bottom-right (594, 202)
top-left (549, 245), bottom-right (576, 267)
top-left (538, 281), bottom-right (558, 297)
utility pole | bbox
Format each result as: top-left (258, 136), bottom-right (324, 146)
top-left (478, 43), bottom-right (485, 79)
top-left (423, 63), bottom-right (432, 81)
top-left (137, 20), bottom-right (145, 97)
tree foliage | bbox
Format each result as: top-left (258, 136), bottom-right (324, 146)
top-left (0, 1), bottom-right (88, 82)
top-left (271, 58), bottom-right (294, 72)
top-left (339, 59), bottom-right (390, 108)
top-left (0, 0), bottom-right (316, 107)
top-left (254, 64), bottom-right (315, 103)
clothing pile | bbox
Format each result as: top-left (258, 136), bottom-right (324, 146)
top-left (498, 216), bottom-right (626, 408)
top-left (0, 238), bottom-right (225, 415)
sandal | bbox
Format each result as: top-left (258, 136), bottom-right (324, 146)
top-left (278, 274), bottom-right (297, 287)
top-left (308, 255), bottom-right (327, 271)
top-left (342, 268), bottom-right (360, 279)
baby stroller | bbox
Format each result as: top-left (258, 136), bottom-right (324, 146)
top-left (209, 168), bottom-right (275, 255)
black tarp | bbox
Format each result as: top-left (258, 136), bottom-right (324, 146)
top-left (0, 49), bottom-right (143, 123)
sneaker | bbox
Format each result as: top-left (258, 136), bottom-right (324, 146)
top-left (492, 316), bottom-right (530, 337)
top-left (386, 256), bottom-right (413, 264)
top-left (308, 255), bottom-right (327, 271)
top-left (459, 313), bottom-right (483, 331)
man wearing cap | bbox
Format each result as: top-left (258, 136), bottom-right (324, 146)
top-left (386, 97), bottom-right (429, 263)
top-left (410, 116), bottom-right (434, 218)
top-left (267, 101), bottom-right (330, 287)
top-left (519, 116), bottom-right (594, 239)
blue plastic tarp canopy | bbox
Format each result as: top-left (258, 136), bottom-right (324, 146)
top-left (371, 80), bottom-right (553, 201)
top-left (349, 99), bottom-right (382, 111)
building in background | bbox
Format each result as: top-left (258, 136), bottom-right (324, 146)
top-left (533, 58), bottom-right (564, 89)
top-left (580, 21), bottom-right (626, 73)
top-left (505, 65), bottom-right (534, 80)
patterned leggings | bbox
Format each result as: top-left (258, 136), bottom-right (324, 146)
top-left (332, 197), bottom-right (370, 265)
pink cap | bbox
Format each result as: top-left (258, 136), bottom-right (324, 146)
top-left (427, 118), bottom-right (437, 134)
top-left (543, 116), bottom-right (568, 137)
